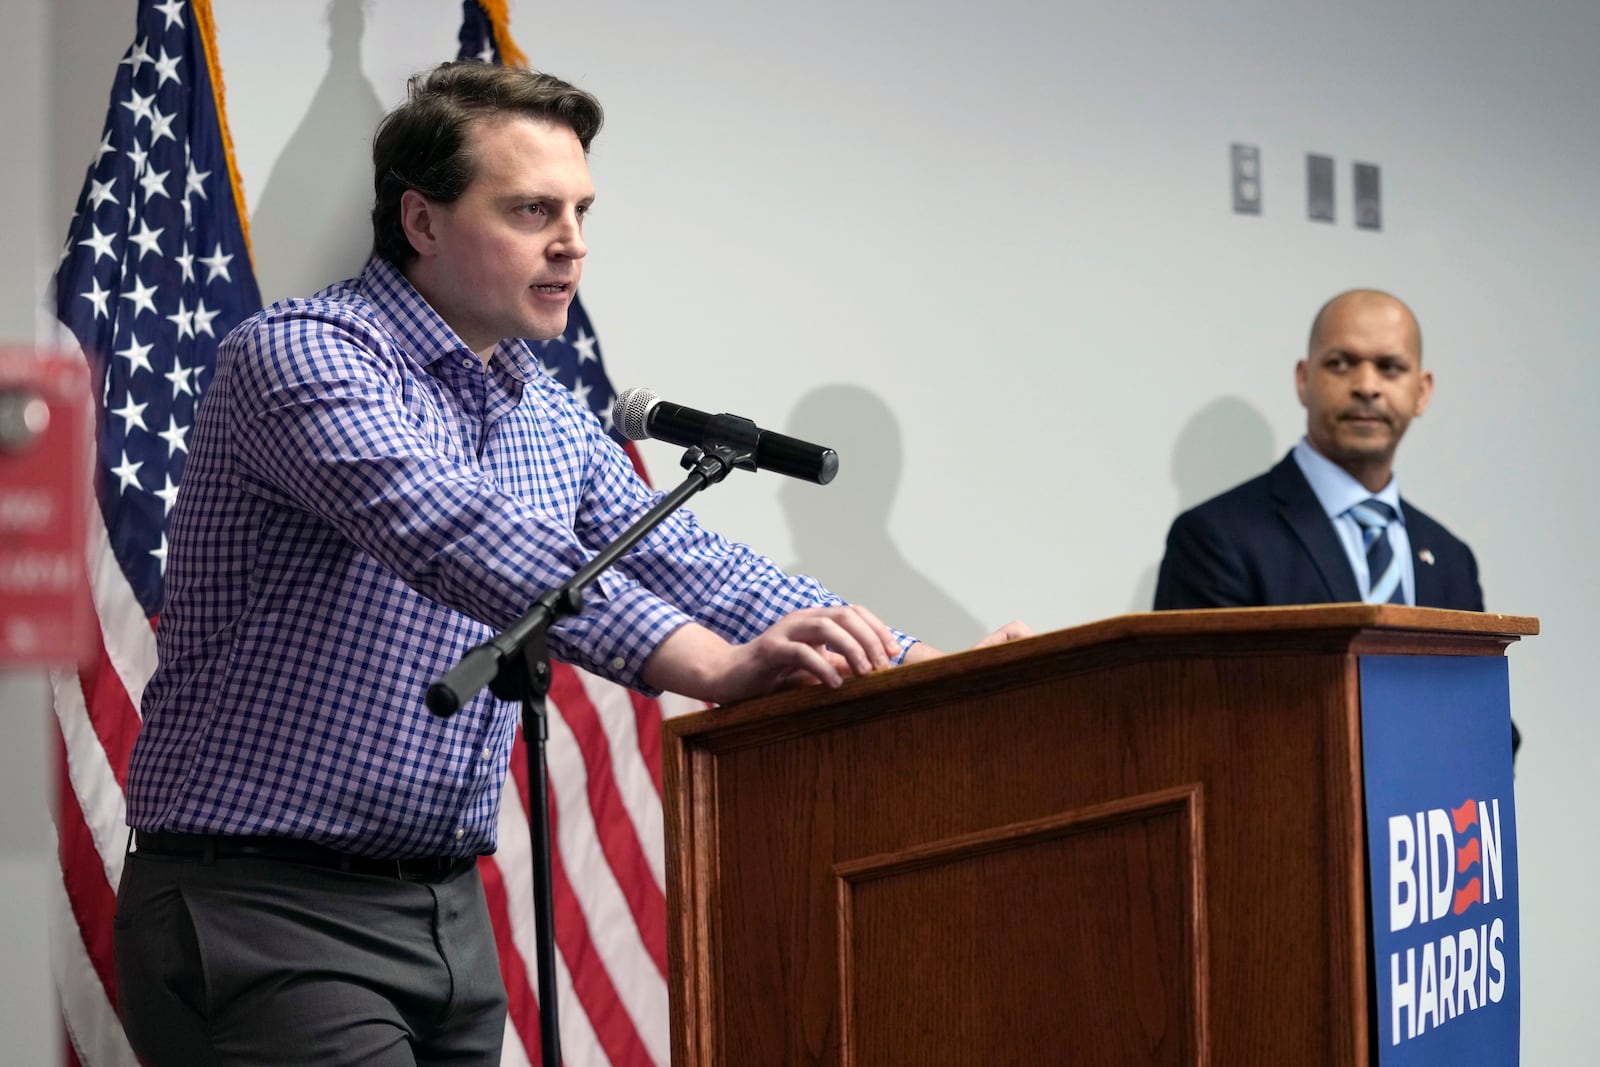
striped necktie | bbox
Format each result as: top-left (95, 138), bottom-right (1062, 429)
top-left (1348, 499), bottom-right (1404, 604)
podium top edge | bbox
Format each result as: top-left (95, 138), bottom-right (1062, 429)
top-left (1110, 603), bottom-right (1539, 637)
top-left (662, 605), bottom-right (1538, 739)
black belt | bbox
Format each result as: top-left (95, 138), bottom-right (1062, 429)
top-left (133, 830), bottom-right (473, 883)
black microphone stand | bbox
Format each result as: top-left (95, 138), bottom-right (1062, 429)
top-left (425, 424), bottom-right (759, 1067)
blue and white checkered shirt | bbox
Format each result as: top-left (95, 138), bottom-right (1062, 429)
top-left (128, 256), bottom-right (908, 858)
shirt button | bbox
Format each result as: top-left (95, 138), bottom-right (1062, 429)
top-left (461, 357), bottom-right (474, 369)
top-left (481, 746), bottom-right (493, 760)
top-left (454, 827), bottom-right (466, 840)
top-left (611, 656), bottom-right (626, 670)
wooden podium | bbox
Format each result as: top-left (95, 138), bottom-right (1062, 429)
top-left (662, 605), bottom-right (1535, 1066)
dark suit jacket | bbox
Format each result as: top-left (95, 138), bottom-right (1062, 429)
top-left (1152, 452), bottom-right (1515, 754)
top-left (1153, 451), bottom-right (1484, 612)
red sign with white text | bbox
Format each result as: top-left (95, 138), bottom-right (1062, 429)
top-left (0, 347), bottom-right (93, 667)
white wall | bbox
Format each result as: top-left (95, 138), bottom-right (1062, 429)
top-left (48, 0), bottom-right (1599, 1060)
top-left (5, 0), bottom-right (61, 1061)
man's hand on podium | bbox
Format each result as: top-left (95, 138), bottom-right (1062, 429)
top-left (900, 620), bottom-right (1035, 664)
top-left (642, 604), bottom-right (900, 704)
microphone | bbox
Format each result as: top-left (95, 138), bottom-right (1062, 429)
top-left (612, 387), bottom-right (838, 485)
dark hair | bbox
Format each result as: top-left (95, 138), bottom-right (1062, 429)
top-left (370, 61), bottom-right (604, 266)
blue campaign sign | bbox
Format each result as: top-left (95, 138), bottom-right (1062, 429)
top-left (1361, 655), bottom-right (1520, 1065)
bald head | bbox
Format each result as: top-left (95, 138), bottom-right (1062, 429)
top-left (1308, 289), bottom-right (1422, 364)
top-left (1296, 288), bottom-right (1433, 491)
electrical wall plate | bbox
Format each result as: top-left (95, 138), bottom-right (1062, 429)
top-left (1231, 143), bottom-right (1262, 215)
top-left (1307, 153), bottom-right (1335, 222)
top-left (1354, 162), bottom-right (1383, 230)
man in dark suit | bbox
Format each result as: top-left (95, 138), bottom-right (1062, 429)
top-left (1154, 289), bottom-right (1480, 610)
top-left (1153, 288), bottom-right (1516, 750)
top-left (1153, 452), bottom-right (1482, 611)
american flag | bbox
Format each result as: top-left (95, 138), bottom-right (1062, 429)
top-left (50, 1), bottom-right (262, 1064)
top-left (456, 9), bottom-right (690, 1066)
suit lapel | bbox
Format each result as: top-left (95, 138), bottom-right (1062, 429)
top-left (1271, 455), bottom-right (1363, 602)
top-left (1402, 500), bottom-right (1443, 607)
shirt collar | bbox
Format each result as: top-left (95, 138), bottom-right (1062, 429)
top-left (1292, 437), bottom-right (1405, 522)
top-left (353, 256), bottom-right (540, 382)
top-left (493, 338), bottom-right (538, 384)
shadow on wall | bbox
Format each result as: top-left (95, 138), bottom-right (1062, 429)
top-left (1129, 396), bottom-right (1277, 612)
top-left (249, 0), bottom-right (384, 305)
top-left (780, 384), bottom-right (985, 653)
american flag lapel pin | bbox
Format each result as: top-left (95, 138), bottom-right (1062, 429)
top-left (1418, 548), bottom-right (1436, 566)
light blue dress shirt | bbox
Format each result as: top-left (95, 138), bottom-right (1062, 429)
top-left (1291, 437), bottom-right (1415, 605)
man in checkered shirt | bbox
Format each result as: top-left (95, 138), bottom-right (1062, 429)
top-left (115, 61), bottom-right (1027, 1065)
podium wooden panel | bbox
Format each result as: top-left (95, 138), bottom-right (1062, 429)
top-left (663, 605), bottom-right (1536, 1067)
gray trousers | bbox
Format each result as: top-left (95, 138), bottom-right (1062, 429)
top-left (113, 849), bottom-right (508, 1066)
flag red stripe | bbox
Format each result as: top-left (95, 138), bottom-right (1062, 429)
top-left (550, 665), bottom-right (669, 979)
top-left (507, 732), bottom-right (657, 1067)
top-left (629, 691), bottom-right (665, 799)
top-left (76, 635), bottom-right (143, 792)
top-left (53, 722), bottom-right (120, 1016)
top-left (478, 856), bottom-right (543, 1064)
